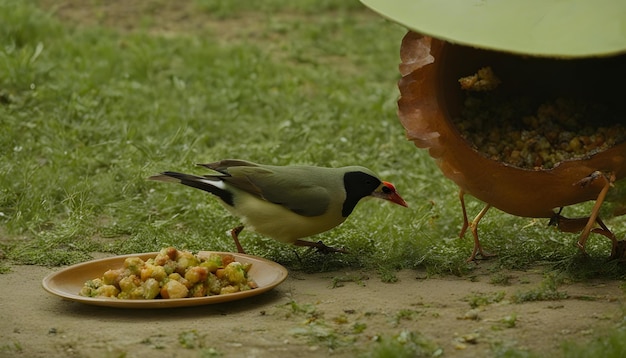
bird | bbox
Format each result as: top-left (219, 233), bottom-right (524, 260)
top-left (148, 159), bottom-right (408, 254)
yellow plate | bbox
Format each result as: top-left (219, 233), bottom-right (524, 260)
top-left (42, 251), bottom-right (288, 308)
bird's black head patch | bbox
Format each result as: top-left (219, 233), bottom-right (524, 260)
top-left (342, 171), bottom-right (381, 217)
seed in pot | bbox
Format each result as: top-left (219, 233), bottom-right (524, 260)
top-left (459, 67), bottom-right (501, 92)
top-left (454, 69), bottom-right (625, 170)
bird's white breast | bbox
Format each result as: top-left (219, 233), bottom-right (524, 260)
top-left (222, 187), bottom-right (347, 243)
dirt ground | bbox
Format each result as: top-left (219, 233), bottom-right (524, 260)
top-left (0, 257), bottom-right (624, 357)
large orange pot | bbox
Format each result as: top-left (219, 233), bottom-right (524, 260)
top-left (397, 32), bottom-right (626, 260)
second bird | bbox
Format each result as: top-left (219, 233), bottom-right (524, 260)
top-left (149, 159), bottom-right (408, 254)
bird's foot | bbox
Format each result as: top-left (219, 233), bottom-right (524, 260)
top-left (466, 244), bottom-right (496, 262)
top-left (575, 239), bottom-right (589, 254)
top-left (315, 241), bottom-right (349, 255)
top-left (294, 240), bottom-right (348, 254)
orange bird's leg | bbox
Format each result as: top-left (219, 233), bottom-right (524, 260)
top-left (230, 225), bottom-right (246, 254)
top-left (575, 172), bottom-right (615, 255)
top-left (458, 190), bottom-right (470, 238)
top-left (467, 203), bottom-right (494, 262)
top-left (550, 210), bottom-right (618, 259)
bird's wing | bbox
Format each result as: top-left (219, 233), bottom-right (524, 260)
top-left (247, 169), bottom-right (332, 217)
top-left (198, 159), bottom-right (260, 173)
top-left (197, 160), bottom-right (333, 216)
top-left (223, 165), bottom-right (333, 217)
top-left (197, 160), bottom-right (266, 196)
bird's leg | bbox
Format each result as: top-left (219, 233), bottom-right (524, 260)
top-left (458, 190), bottom-right (470, 238)
top-left (574, 172), bottom-right (615, 255)
top-left (457, 190), bottom-right (494, 261)
top-left (549, 208), bottom-right (596, 234)
top-left (552, 213), bottom-right (617, 246)
top-left (230, 225), bottom-right (246, 254)
top-left (592, 218), bottom-right (619, 259)
top-left (293, 240), bottom-right (349, 254)
top-left (467, 203), bottom-right (494, 262)
top-left (547, 207), bottom-right (565, 227)
top-left (549, 209), bottom-right (619, 259)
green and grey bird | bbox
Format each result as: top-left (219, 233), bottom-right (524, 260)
top-left (149, 159), bottom-right (408, 254)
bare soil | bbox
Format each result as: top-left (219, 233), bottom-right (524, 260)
top-left (1, 259), bottom-right (624, 357)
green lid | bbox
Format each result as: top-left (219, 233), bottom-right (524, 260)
top-left (361, 0), bottom-right (626, 58)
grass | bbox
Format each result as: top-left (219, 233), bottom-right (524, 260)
top-left (1, 0), bottom-right (625, 273)
top-left (365, 330), bottom-right (441, 358)
top-left (282, 298), bottom-right (441, 356)
top-left (1, 0), bottom-right (447, 270)
top-left (561, 323), bottom-right (626, 358)
top-left (511, 272), bottom-right (569, 303)
top-left (0, 1), bottom-right (625, 355)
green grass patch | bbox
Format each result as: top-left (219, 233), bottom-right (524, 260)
top-left (0, 0), bottom-right (624, 284)
top-left (465, 291), bottom-right (507, 309)
top-left (364, 330), bottom-right (441, 358)
top-left (561, 325), bottom-right (626, 358)
top-left (511, 272), bottom-right (569, 303)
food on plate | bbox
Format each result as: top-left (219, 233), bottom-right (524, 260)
top-left (79, 247), bottom-right (258, 299)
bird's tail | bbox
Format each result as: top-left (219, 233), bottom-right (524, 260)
top-left (148, 172), bottom-right (234, 205)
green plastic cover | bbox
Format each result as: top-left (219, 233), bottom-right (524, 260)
top-left (361, 0), bottom-right (626, 58)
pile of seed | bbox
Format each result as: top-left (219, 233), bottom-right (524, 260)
top-left (453, 69), bottom-right (625, 170)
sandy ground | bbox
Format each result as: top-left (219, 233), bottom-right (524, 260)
top-left (1, 256), bottom-right (624, 357)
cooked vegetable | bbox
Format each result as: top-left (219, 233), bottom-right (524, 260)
top-left (160, 279), bottom-right (189, 299)
top-left (79, 247), bottom-right (258, 299)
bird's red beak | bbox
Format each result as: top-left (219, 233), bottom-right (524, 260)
top-left (381, 181), bottom-right (408, 207)
top-left (390, 192), bottom-right (408, 207)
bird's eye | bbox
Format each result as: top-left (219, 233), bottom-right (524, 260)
top-left (382, 185), bottom-right (392, 194)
